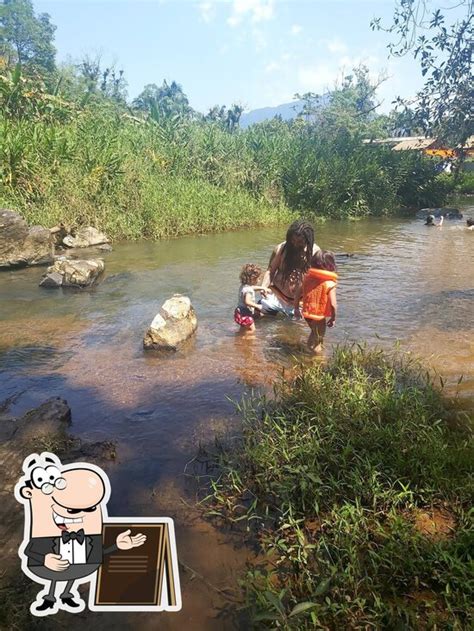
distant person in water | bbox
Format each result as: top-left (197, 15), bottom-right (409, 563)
top-left (466, 218), bottom-right (474, 231)
top-left (425, 214), bottom-right (444, 227)
top-left (260, 220), bottom-right (320, 317)
top-left (294, 250), bottom-right (338, 354)
top-left (234, 264), bottom-right (269, 333)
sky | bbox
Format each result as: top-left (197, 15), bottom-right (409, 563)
top-left (34, 0), bottom-right (441, 114)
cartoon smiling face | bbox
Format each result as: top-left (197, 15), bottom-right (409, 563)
top-left (20, 466), bottom-right (106, 537)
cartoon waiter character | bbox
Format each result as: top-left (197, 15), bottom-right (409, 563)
top-left (15, 452), bottom-right (147, 616)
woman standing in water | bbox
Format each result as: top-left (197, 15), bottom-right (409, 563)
top-left (260, 219), bottom-right (320, 317)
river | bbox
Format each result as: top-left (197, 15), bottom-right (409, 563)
top-left (1, 211), bottom-right (473, 629)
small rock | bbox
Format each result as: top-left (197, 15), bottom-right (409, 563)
top-left (40, 258), bottom-right (105, 288)
top-left (53, 254), bottom-right (74, 262)
top-left (144, 294), bottom-right (198, 351)
top-left (63, 226), bottom-right (110, 248)
top-left (97, 243), bottom-right (113, 252)
top-left (49, 223), bottom-right (70, 247)
top-left (0, 209), bottom-right (54, 268)
top-left (39, 271), bottom-right (63, 288)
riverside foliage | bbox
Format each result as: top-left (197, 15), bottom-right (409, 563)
top-left (204, 346), bottom-right (473, 629)
top-left (0, 65), bottom-right (450, 239)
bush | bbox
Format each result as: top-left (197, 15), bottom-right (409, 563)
top-left (205, 345), bottom-right (473, 628)
top-left (454, 170), bottom-right (474, 195)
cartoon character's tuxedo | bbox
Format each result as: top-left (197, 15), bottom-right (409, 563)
top-left (25, 534), bottom-right (117, 568)
top-left (23, 534), bottom-right (119, 606)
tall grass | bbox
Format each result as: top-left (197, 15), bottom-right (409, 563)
top-left (203, 345), bottom-right (473, 629)
top-left (0, 69), bottom-right (451, 238)
top-left (0, 111), bottom-right (292, 238)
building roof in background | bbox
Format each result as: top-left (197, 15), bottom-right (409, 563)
top-left (461, 136), bottom-right (474, 149)
top-left (392, 138), bottom-right (435, 151)
top-left (364, 136), bottom-right (474, 152)
top-left (362, 136), bottom-right (427, 145)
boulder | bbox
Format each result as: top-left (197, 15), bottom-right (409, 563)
top-left (0, 396), bottom-right (71, 447)
top-left (0, 209), bottom-right (54, 268)
top-left (417, 207), bottom-right (462, 219)
top-left (63, 226), bottom-right (110, 248)
top-left (39, 258), bottom-right (105, 288)
top-left (144, 294), bottom-right (198, 351)
top-left (97, 243), bottom-right (113, 252)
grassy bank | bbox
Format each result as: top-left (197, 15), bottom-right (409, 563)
top-left (204, 346), bottom-right (473, 629)
top-left (0, 70), bottom-right (451, 238)
top-left (2, 164), bottom-right (292, 240)
top-left (0, 107), bottom-right (293, 239)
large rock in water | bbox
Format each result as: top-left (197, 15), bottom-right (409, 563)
top-left (63, 226), bottom-right (110, 248)
top-left (416, 207), bottom-right (462, 219)
top-left (144, 294), bottom-right (198, 351)
top-left (40, 258), bottom-right (105, 288)
top-left (0, 209), bottom-right (54, 268)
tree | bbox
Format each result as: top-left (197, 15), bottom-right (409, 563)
top-left (295, 65), bottom-right (387, 136)
top-left (66, 55), bottom-right (128, 104)
top-left (225, 103), bottom-right (244, 132)
top-left (204, 103), bottom-right (244, 132)
top-left (372, 0), bottom-right (473, 146)
top-left (133, 80), bottom-right (193, 119)
top-left (204, 104), bottom-right (227, 124)
top-left (0, 0), bottom-right (56, 74)
top-left (386, 108), bottom-right (424, 137)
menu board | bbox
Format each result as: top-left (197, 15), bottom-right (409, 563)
top-left (91, 519), bottom-right (180, 611)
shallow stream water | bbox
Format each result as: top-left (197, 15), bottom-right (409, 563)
top-left (1, 209), bottom-right (473, 629)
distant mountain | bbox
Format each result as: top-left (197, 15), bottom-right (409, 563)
top-left (240, 95), bottom-right (329, 128)
top-left (240, 100), bottom-right (304, 128)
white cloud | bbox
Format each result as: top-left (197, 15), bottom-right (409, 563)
top-left (265, 61), bottom-right (280, 73)
top-left (252, 27), bottom-right (268, 51)
top-left (227, 0), bottom-right (275, 27)
top-left (338, 54), bottom-right (381, 78)
top-left (297, 53), bottom-right (389, 98)
top-left (291, 24), bottom-right (302, 36)
top-left (198, 2), bottom-right (215, 23)
top-left (297, 63), bottom-right (339, 93)
top-left (324, 37), bottom-right (348, 55)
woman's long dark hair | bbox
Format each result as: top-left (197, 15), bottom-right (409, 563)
top-left (281, 220), bottom-right (314, 278)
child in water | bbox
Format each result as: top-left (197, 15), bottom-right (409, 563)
top-left (234, 264), bottom-right (269, 333)
top-left (294, 250), bottom-right (338, 354)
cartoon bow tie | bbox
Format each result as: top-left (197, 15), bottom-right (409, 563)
top-left (61, 529), bottom-right (85, 544)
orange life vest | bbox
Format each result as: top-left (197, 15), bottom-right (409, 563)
top-left (301, 268), bottom-right (338, 321)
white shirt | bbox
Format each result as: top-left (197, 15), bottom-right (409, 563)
top-left (238, 284), bottom-right (256, 313)
top-left (59, 536), bottom-right (87, 564)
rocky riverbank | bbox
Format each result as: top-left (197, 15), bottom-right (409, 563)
top-left (0, 396), bottom-right (116, 628)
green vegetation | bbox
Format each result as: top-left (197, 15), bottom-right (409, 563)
top-left (0, 0), bottom-right (462, 238)
top-left (0, 0), bottom-right (56, 75)
top-left (0, 67), bottom-right (450, 238)
top-left (204, 346), bottom-right (473, 629)
top-left (452, 171), bottom-right (474, 195)
top-left (372, 0), bottom-right (473, 146)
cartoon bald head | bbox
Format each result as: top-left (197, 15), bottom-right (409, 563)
top-left (16, 453), bottom-right (110, 537)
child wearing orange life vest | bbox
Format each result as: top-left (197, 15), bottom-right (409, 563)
top-left (294, 250), bottom-right (338, 354)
